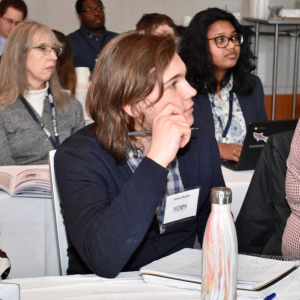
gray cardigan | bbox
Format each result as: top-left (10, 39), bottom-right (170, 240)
top-left (0, 96), bottom-right (85, 165)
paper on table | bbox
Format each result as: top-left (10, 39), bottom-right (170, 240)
top-left (140, 248), bottom-right (298, 290)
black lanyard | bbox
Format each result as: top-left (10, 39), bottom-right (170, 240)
top-left (20, 88), bottom-right (60, 149)
top-left (211, 91), bottom-right (234, 143)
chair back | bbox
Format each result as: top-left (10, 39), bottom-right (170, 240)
top-left (49, 150), bottom-right (68, 276)
top-left (236, 130), bottom-right (294, 255)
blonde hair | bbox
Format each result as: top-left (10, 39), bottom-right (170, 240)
top-left (0, 21), bottom-right (68, 110)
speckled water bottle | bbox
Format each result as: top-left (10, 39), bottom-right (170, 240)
top-left (201, 187), bottom-right (237, 300)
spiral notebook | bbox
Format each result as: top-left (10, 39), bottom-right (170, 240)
top-left (139, 248), bottom-right (299, 298)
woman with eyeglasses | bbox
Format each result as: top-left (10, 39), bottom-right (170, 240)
top-left (0, 21), bottom-right (85, 165)
top-left (179, 8), bottom-right (267, 162)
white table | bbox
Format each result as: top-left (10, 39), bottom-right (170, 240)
top-left (0, 167), bottom-right (253, 279)
top-left (3, 271), bottom-right (300, 300)
top-left (0, 191), bottom-right (60, 279)
top-left (221, 166), bottom-right (254, 220)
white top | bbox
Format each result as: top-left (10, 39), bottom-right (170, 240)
top-left (208, 75), bottom-right (247, 145)
top-left (24, 82), bottom-right (49, 117)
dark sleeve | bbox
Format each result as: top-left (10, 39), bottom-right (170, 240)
top-left (55, 136), bottom-right (168, 278)
top-left (254, 75), bottom-right (268, 122)
top-left (197, 133), bottom-right (225, 245)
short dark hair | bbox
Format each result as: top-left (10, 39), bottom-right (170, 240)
top-left (179, 7), bottom-right (256, 96)
top-left (75, 0), bottom-right (102, 14)
top-left (0, 0), bottom-right (27, 19)
top-left (136, 13), bottom-right (175, 34)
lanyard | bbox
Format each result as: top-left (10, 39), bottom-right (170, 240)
top-left (20, 88), bottom-right (60, 149)
top-left (211, 91), bottom-right (234, 143)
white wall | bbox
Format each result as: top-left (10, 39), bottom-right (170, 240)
top-left (24, 0), bottom-right (300, 94)
top-left (26, 0), bottom-right (244, 34)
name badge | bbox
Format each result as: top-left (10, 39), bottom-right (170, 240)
top-left (163, 187), bottom-right (200, 226)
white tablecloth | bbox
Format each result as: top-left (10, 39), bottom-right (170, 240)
top-left (0, 167), bottom-right (253, 279)
top-left (0, 191), bottom-right (60, 279)
top-left (3, 271), bottom-right (300, 300)
top-left (221, 166), bottom-right (254, 220)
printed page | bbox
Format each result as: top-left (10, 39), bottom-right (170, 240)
top-left (0, 171), bottom-right (14, 195)
top-left (14, 167), bottom-right (51, 197)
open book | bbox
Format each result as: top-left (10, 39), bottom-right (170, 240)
top-left (140, 248), bottom-right (299, 298)
top-left (0, 165), bottom-right (51, 198)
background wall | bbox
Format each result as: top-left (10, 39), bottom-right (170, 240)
top-left (25, 0), bottom-right (300, 96)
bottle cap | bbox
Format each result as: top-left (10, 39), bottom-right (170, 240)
top-left (210, 187), bottom-right (232, 204)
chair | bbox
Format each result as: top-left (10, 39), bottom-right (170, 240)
top-left (49, 150), bottom-right (68, 276)
top-left (236, 130), bottom-right (294, 255)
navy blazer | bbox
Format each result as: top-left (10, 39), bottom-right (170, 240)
top-left (193, 75), bottom-right (268, 137)
top-left (55, 124), bottom-right (225, 278)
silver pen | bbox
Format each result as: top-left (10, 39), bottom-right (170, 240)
top-left (128, 127), bottom-right (199, 136)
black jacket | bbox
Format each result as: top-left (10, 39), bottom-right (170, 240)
top-left (235, 130), bottom-right (294, 255)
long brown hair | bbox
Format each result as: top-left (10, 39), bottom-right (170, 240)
top-left (87, 32), bottom-right (176, 164)
top-left (53, 30), bottom-right (77, 97)
top-left (0, 21), bottom-right (68, 110)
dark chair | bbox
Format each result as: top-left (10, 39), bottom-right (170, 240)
top-left (235, 130), bottom-right (294, 255)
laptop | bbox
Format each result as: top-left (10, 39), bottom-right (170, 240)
top-left (222, 119), bottom-right (298, 171)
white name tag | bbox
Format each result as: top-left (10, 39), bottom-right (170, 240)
top-left (163, 187), bottom-right (200, 226)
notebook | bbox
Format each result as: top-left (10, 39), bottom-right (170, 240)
top-left (140, 248), bottom-right (299, 299)
top-left (222, 119), bottom-right (298, 171)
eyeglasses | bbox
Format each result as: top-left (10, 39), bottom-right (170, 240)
top-left (1, 16), bottom-right (21, 26)
top-left (81, 6), bottom-right (105, 14)
top-left (208, 34), bottom-right (243, 48)
top-left (32, 45), bottom-right (63, 57)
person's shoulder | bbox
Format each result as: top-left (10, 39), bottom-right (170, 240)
top-left (67, 29), bottom-right (81, 41)
top-left (104, 30), bottom-right (118, 40)
top-left (58, 124), bottom-right (97, 151)
top-left (243, 73), bottom-right (262, 89)
top-left (67, 95), bottom-right (83, 110)
top-left (248, 73), bottom-right (262, 84)
top-left (105, 30), bottom-right (118, 37)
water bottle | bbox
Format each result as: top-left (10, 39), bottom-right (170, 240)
top-left (201, 187), bottom-right (238, 300)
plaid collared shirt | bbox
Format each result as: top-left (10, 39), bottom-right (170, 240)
top-left (127, 148), bottom-right (184, 233)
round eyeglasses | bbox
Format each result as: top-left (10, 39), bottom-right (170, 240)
top-left (81, 6), bottom-right (105, 14)
top-left (208, 34), bottom-right (243, 48)
top-left (32, 45), bottom-right (63, 57)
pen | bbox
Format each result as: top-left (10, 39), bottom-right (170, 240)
top-left (264, 293), bottom-right (276, 300)
top-left (128, 127), bottom-right (199, 136)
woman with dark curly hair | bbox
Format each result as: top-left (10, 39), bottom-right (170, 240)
top-left (179, 8), bottom-right (267, 162)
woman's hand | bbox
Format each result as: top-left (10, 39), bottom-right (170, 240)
top-left (147, 104), bottom-right (191, 168)
top-left (218, 143), bottom-right (242, 162)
